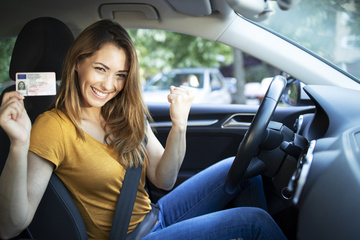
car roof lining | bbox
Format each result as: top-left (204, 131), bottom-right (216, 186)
top-left (0, 0), bottom-right (229, 38)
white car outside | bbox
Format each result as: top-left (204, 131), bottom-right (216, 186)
top-left (142, 68), bottom-right (232, 104)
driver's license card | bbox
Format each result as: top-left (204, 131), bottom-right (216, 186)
top-left (16, 72), bottom-right (56, 96)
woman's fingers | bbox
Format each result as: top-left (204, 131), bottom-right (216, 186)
top-left (1, 91), bottom-right (24, 105)
top-left (0, 92), bottom-right (31, 144)
top-left (0, 91), bottom-right (25, 121)
top-left (168, 86), bottom-right (194, 104)
top-left (1, 97), bottom-right (24, 121)
top-left (167, 86), bottom-right (195, 128)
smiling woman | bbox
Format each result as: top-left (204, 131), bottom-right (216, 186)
top-left (0, 20), bottom-right (151, 239)
top-left (1, 0), bottom-right (360, 239)
top-left (0, 18), bottom-right (287, 240)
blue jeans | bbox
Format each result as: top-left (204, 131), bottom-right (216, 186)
top-left (142, 157), bottom-right (287, 240)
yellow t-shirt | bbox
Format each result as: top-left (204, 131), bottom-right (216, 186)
top-left (29, 109), bottom-right (151, 240)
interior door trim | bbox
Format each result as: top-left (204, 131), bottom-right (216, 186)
top-left (150, 119), bottom-right (218, 128)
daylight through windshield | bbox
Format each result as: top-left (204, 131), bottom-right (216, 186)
top-left (259, 0), bottom-right (360, 82)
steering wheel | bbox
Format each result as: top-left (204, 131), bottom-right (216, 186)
top-left (224, 75), bottom-right (287, 194)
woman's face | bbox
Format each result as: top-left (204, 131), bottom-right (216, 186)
top-left (76, 43), bottom-right (128, 109)
top-left (18, 81), bottom-right (25, 90)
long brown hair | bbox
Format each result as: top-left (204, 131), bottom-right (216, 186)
top-left (55, 20), bottom-right (150, 167)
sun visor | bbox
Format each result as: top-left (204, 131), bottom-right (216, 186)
top-left (99, 4), bottom-right (159, 20)
top-left (167, 0), bottom-right (212, 17)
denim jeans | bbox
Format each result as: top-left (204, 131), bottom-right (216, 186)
top-left (142, 157), bottom-right (287, 240)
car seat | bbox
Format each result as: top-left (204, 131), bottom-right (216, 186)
top-left (0, 17), bottom-right (88, 240)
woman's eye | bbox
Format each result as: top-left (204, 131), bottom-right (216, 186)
top-left (117, 73), bottom-right (127, 79)
top-left (95, 67), bottom-right (105, 72)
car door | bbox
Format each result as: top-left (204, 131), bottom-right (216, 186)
top-left (146, 101), bottom-right (315, 202)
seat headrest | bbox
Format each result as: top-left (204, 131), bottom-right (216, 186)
top-left (9, 17), bottom-right (74, 80)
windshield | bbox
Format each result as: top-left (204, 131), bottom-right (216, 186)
top-left (258, 0), bottom-right (360, 82)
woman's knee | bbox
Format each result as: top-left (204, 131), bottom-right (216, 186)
top-left (209, 156), bottom-right (234, 168)
top-left (210, 156), bottom-right (234, 173)
top-left (217, 207), bottom-right (273, 230)
top-left (239, 207), bottom-right (279, 228)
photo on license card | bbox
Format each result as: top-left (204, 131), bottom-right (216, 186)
top-left (16, 72), bottom-right (56, 96)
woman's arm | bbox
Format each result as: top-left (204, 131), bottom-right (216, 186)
top-left (146, 86), bottom-right (194, 190)
top-left (0, 91), bottom-right (53, 239)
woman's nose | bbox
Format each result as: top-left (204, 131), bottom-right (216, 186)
top-left (102, 74), bottom-right (115, 91)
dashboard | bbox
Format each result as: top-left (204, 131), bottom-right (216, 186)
top-left (290, 85), bottom-right (360, 239)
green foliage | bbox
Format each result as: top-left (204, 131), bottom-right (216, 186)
top-left (264, 0), bottom-right (360, 60)
top-left (127, 29), bottom-right (233, 81)
top-left (245, 61), bottom-right (279, 83)
top-left (0, 37), bottom-right (16, 83)
top-left (347, 1), bottom-right (360, 47)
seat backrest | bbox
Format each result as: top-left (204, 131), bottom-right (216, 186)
top-left (29, 174), bottom-right (88, 240)
top-left (0, 17), bottom-right (88, 240)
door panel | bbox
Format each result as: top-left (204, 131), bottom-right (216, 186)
top-left (146, 102), bottom-right (315, 202)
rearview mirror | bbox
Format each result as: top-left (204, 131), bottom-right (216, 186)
top-left (226, 0), bottom-right (271, 22)
top-left (226, 0), bottom-right (302, 22)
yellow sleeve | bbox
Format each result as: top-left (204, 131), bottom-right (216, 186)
top-left (29, 110), bottom-right (66, 169)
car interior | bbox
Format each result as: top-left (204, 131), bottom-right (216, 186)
top-left (1, 0), bottom-right (360, 240)
top-left (0, 17), bottom-right (87, 240)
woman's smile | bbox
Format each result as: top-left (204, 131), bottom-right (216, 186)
top-left (76, 43), bottom-right (128, 109)
top-left (90, 86), bottom-right (111, 99)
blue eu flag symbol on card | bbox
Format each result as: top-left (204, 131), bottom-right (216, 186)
top-left (17, 74), bottom-right (26, 79)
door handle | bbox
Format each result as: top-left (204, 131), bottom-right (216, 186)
top-left (221, 113), bottom-right (255, 129)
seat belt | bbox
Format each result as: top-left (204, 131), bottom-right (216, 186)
top-left (109, 165), bottom-right (143, 240)
top-left (109, 134), bottom-right (147, 240)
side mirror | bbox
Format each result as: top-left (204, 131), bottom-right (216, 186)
top-left (282, 79), bottom-right (312, 106)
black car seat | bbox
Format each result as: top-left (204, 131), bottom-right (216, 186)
top-left (0, 17), bottom-right (88, 240)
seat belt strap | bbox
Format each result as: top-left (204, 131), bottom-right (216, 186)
top-left (109, 121), bottom-right (148, 240)
top-left (109, 165), bottom-right (143, 240)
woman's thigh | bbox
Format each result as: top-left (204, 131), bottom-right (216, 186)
top-left (155, 157), bottom-right (266, 228)
top-left (143, 207), bottom-right (287, 240)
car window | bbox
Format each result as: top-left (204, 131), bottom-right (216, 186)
top-left (128, 29), bottom-right (282, 105)
top-left (0, 37), bottom-right (16, 94)
top-left (210, 73), bottom-right (222, 91)
top-left (143, 73), bottom-right (169, 91)
top-left (179, 73), bottom-right (203, 88)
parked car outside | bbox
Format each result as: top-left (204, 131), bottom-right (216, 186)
top-left (224, 77), bottom-right (237, 103)
top-left (244, 82), bottom-right (261, 104)
top-left (244, 77), bottom-right (273, 104)
top-left (142, 68), bottom-right (232, 104)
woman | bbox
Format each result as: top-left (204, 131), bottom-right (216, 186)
top-left (0, 20), bottom-right (286, 240)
